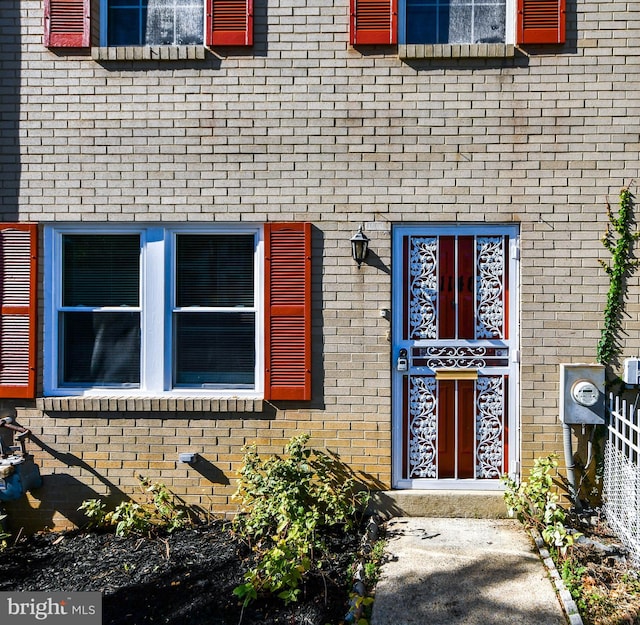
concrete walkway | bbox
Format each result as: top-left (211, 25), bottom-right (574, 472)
top-left (370, 517), bottom-right (568, 625)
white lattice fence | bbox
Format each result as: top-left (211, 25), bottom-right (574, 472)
top-left (604, 394), bottom-right (640, 566)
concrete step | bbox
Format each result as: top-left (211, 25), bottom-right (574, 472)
top-left (370, 490), bottom-right (509, 519)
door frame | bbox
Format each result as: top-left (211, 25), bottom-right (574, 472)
top-left (391, 223), bottom-right (520, 490)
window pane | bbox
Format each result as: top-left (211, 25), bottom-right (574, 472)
top-left (63, 235), bottom-right (140, 307)
top-left (447, 4), bottom-right (472, 43)
top-left (174, 4), bottom-right (204, 45)
top-left (108, 6), bottom-right (144, 46)
top-left (146, 5), bottom-right (177, 44)
top-left (146, 0), bottom-right (204, 45)
top-left (473, 4), bottom-right (505, 43)
top-left (405, 2), bottom-right (439, 44)
top-left (176, 235), bottom-right (254, 308)
top-left (60, 312), bottom-right (141, 386)
top-left (174, 312), bottom-right (255, 386)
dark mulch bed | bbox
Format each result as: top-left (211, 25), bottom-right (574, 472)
top-left (0, 520), bottom-right (360, 625)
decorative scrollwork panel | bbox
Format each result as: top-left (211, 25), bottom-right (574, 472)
top-left (409, 237), bottom-right (438, 340)
top-left (408, 375), bottom-right (437, 478)
top-left (475, 376), bottom-right (505, 479)
top-left (476, 237), bottom-right (505, 339)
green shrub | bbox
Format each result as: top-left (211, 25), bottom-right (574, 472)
top-left (232, 434), bottom-right (368, 606)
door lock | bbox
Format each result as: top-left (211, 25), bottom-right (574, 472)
top-left (397, 349), bottom-right (408, 372)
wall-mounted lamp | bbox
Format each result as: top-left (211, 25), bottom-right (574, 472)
top-left (350, 225), bottom-right (370, 267)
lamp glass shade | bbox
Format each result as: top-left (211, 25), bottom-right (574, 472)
top-left (350, 227), bottom-right (369, 265)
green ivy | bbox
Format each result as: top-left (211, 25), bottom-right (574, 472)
top-left (597, 184), bottom-right (639, 365)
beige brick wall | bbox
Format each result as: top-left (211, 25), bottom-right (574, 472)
top-left (2, 0), bottom-right (640, 530)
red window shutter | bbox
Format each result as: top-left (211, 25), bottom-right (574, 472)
top-left (44, 0), bottom-right (90, 48)
top-left (0, 224), bottom-right (37, 399)
top-left (517, 0), bottom-right (565, 45)
top-left (206, 0), bottom-right (253, 46)
top-left (264, 223), bottom-right (311, 401)
top-left (350, 0), bottom-right (397, 45)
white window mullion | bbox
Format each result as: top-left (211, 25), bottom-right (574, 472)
top-left (142, 227), bottom-right (166, 393)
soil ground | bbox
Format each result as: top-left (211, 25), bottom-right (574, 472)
top-left (0, 520), bottom-right (360, 625)
top-left (566, 511), bottom-right (640, 625)
top-left (2, 509), bottom-right (638, 625)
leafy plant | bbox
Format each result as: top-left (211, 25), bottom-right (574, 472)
top-left (561, 556), bottom-right (588, 613)
top-left (79, 476), bottom-right (191, 537)
top-left (597, 183), bottom-right (639, 365)
top-left (232, 434), bottom-right (368, 606)
top-left (502, 454), bottom-right (579, 556)
top-left (77, 498), bottom-right (109, 528)
top-left (138, 476), bottom-right (188, 533)
top-left (109, 501), bottom-right (154, 537)
top-left (362, 539), bottom-right (386, 588)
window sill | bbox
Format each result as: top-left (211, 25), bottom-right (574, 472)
top-left (398, 43), bottom-right (515, 60)
top-left (91, 46), bottom-right (207, 62)
top-left (37, 396), bottom-right (263, 413)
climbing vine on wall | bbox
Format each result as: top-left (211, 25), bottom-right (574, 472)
top-left (597, 183), bottom-right (639, 365)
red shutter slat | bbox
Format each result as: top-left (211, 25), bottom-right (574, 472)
top-left (517, 0), bottom-right (565, 45)
top-left (350, 0), bottom-right (397, 45)
top-left (0, 224), bottom-right (37, 399)
top-left (44, 0), bottom-right (90, 48)
top-left (207, 0), bottom-right (253, 46)
top-left (264, 223), bottom-right (311, 401)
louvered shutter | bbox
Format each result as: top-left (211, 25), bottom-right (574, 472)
top-left (517, 0), bottom-right (565, 44)
top-left (264, 223), bottom-right (311, 401)
top-left (0, 224), bottom-right (37, 399)
top-left (206, 0), bottom-right (253, 46)
top-left (44, 0), bottom-right (90, 48)
top-left (350, 0), bottom-right (397, 45)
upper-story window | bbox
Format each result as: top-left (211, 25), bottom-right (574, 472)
top-left (44, 0), bottom-right (253, 49)
top-left (402, 0), bottom-right (508, 45)
top-left (349, 0), bottom-right (566, 47)
top-left (104, 0), bottom-right (205, 46)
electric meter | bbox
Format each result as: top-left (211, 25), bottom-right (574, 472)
top-left (571, 380), bottom-right (599, 407)
top-left (559, 364), bottom-right (605, 425)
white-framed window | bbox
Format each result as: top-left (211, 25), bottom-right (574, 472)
top-left (100, 0), bottom-right (205, 46)
top-left (398, 0), bottom-right (515, 45)
top-left (44, 225), bottom-right (263, 398)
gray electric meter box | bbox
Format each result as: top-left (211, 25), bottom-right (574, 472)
top-left (560, 363), bottom-right (605, 425)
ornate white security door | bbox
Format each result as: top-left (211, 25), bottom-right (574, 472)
top-left (392, 225), bottom-right (519, 488)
